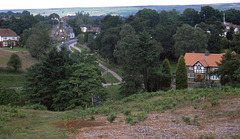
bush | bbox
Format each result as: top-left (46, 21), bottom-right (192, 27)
top-left (122, 108), bottom-right (131, 116)
top-left (107, 114), bottom-right (117, 123)
top-left (7, 53), bottom-right (22, 71)
top-left (0, 89), bottom-right (20, 106)
top-left (181, 116), bottom-right (191, 125)
top-left (125, 116), bottom-right (138, 125)
top-left (22, 104), bottom-right (47, 110)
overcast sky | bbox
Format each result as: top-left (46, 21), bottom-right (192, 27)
top-left (0, 0), bottom-right (239, 10)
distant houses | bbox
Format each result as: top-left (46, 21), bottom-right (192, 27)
top-left (80, 25), bottom-right (100, 34)
top-left (51, 18), bottom-right (75, 43)
top-left (0, 29), bottom-right (18, 48)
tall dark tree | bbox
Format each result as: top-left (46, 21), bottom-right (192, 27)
top-left (217, 51), bottom-right (240, 87)
top-left (138, 30), bottom-right (162, 91)
top-left (176, 55), bottom-right (188, 90)
top-left (226, 27), bottom-right (234, 41)
top-left (161, 58), bottom-right (172, 90)
top-left (114, 24), bottom-right (142, 96)
top-left (207, 30), bottom-right (222, 53)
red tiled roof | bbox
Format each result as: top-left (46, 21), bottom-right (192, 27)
top-left (0, 29), bottom-right (17, 37)
top-left (184, 53), bottom-right (224, 67)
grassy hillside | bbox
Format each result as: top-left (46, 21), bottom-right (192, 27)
top-left (0, 49), bottom-right (38, 71)
top-left (1, 87), bottom-right (239, 138)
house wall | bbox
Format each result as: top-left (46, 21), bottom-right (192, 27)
top-left (187, 66), bottom-right (220, 82)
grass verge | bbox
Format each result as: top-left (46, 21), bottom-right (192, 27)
top-left (0, 68), bottom-right (25, 88)
top-left (103, 72), bottom-right (119, 83)
top-left (3, 47), bottom-right (28, 52)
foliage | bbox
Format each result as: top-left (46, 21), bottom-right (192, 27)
top-left (207, 30), bottom-right (221, 53)
top-left (176, 55), bottom-right (188, 89)
top-left (216, 51), bottom-right (240, 87)
top-left (77, 34), bottom-right (85, 44)
top-left (26, 23), bottom-right (52, 60)
top-left (0, 89), bottom-right (20, 106)
top-left (107, 114), bottom-right (117, 123)
top-left (24, 47), bottom-right (106, 111)
top-left (161, 58), bottom-right (172, 90)
top-left (22, 104), bottom-right (47, 110)
top-left (181, 8), bottom-right (200, 26)
top-left (7, 53), bottom-right (22, 71)
top-left (173, 24), bottom-right (207, 57)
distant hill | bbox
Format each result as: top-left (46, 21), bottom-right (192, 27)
top-left (1, 3), bottom-right (240, 17)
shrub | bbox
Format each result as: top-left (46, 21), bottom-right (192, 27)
top-left (107, 114), bottom-right (117, 123)
top-left (125, 116), bottom-right (138, 125)
top-left (181, 116), bottom-right (191, 125)
top-left (0, 89), bottom-right (20, 106)
top-left (7, 53), bottom-right (22, 71)
top-left (88, 115), bottom-right (95, 121)
top-left (22, 104), bottom-right (47, 110)
top-left (122, 108), bottom-right (131, 116)
top-left (135, 111), bottom-right (148, 122)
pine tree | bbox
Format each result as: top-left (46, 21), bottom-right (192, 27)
top-left (7, 53), bottom-right (22, 71)
top-left (175, 55), bottom-right (188, 89)
top-left (161, 58), bottom-right (172, 90)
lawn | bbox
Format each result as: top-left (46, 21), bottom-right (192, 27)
top-left (0, 68), bottom-right (25, 88)
top-left (98, 59), bottom-right (123, 77)
top-left (104, 85), bottom-right (122, 101)
top-left (74, 44), bottom-right (90, 53)
top-left (3, 47), bottom-right (28, 51)
top-left (103, 72), bottom-right (119, 83)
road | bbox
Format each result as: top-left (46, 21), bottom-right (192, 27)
top-left (57, 39), bottom-right (77, 52)
top-left (60, 40), bottom-right (122, 86)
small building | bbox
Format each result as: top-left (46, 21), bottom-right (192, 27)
top-left (184, 51), bottom-right (223, 82)
top-left (0, 29), bottom-right (18, 48)
top-left (81, 25), bottom-right (100, 34)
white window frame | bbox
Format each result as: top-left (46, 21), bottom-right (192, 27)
top-left (3, 42), bottom-right (8, 46)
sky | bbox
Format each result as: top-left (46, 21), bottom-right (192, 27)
top-left (0, 0), bottom-right (239, 10)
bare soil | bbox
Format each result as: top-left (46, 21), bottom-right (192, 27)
top-left (56, 97), bottom-right (240, 138)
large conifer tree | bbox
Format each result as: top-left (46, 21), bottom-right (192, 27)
top-left (176, 55), bottom-right (188, 89)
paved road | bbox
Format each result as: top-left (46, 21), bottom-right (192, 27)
top-left (63, 41), bottom-right (123, 86)
top-left (57, 39), bottom-right (77, 51)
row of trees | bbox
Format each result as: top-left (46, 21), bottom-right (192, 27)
top-left (24, 47), bottom-right (106, 111)
top-left (90, 6), bottom-right (235, 63)
top-left (0, 11), bottom-right (60, 35)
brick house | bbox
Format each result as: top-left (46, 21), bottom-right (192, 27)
top-left (184, 51), bottom-right (223, 82)
top-left (0, 29), bottom-right (18, 48)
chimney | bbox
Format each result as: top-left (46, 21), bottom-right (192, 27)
top-left (205, 50), bottom-right (209, 57)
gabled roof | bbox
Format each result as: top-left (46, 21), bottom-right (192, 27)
top-left (0, 29), bottom-right (17, 37)
top-left (184, 53), bottom-right (224, 67)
